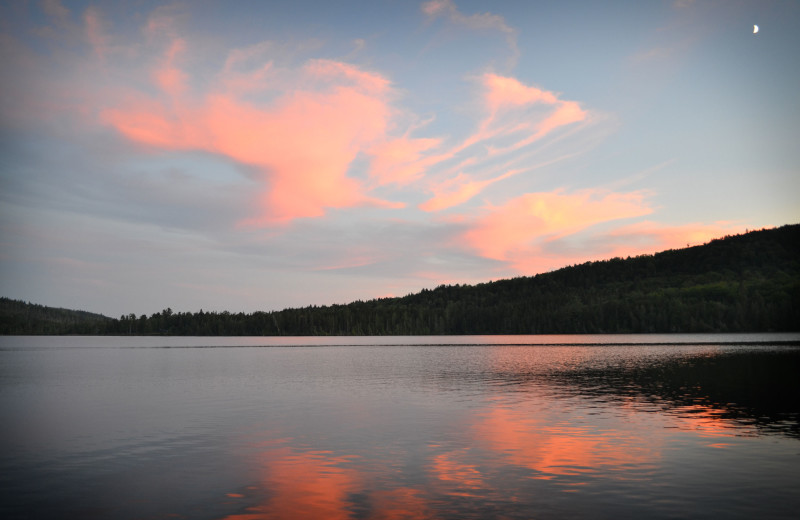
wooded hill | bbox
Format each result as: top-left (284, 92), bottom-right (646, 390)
top-left (3, 224), bottom-right (799, 335)
top-left (0, 297), bottom-right (111, 335)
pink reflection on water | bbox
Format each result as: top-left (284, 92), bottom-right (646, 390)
top-left (471, 403), bottom-right (663, 482)
top-left (673, 404), bottom-right (753, 438)
top-left (428, 448), bottom-right (484, 496)
top-left (220, 399), bottom-right (753, 517)
top-left (221, 445), bottom-right (438, 520)
top-left (222, 447), bottom-right (362, 520)
top-left (368, 487), bottom-right (435, 520)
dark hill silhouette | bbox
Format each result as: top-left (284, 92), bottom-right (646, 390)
top-left (3, 224), bottom-right (799, 335)
top-left (0, 297), bottom-right (111, 335)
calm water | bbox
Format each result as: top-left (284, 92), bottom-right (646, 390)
top-left (1, 334), bottom-right (799, 519)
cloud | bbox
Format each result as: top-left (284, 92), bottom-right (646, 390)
top-left (419, 174), bottom-right (494, 212)
top-left (537, 101), bottom-right (586, 137)
top-left (462, 189), bottom-right (653, 271)
top-left (83, 6), bottom-right (108, 60)
top-left (39, 8), bottom-right (593, 229)
top-left (219, 46), bottom-right (275, 94)
top-left (142, 3), bottom-right (190, 42)
top-left (304, 59), bottom-right (391, 94)
top-left (349, 38), bottom-right (366, 56)
top-left (415, 74), bottom-right (590, 212)
top-left (478, 74), bottom-right (589, 151)
top-left (421, 0), bottom-right (518, 66)
top-left (599, 220), bottom-right (746, 253)
top-left (153, 38), bottom-right (188, 96)
top-left (421, 0), bottom-right (451, 17)
top-left (483, 73), bottom-right (558, 113)
top-left (42, 0), bottom-right (70, 21)
top-left (481, 74), bottom-right (588, 156)
top-left (460, 193), bottom-right (745, 276)
top-left (419, 169), bottom-right (521, 212)
top-left (368, 136), bottom-right (443, 185)
top-left (103, 53), bottom-right (403, 224)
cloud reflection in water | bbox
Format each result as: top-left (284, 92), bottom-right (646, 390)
top-left (217, 345), bottom-right (798, 519)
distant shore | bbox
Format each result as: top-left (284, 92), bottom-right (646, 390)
top-left (3, 225), bottom-right (799, 336)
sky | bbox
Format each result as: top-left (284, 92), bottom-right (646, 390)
top-left (1, 0), bottom-right (798, 317)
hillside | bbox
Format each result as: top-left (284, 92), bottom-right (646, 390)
top-left (108, 224), bottom-right (799, 335)
top-left (0, 298), bottom-right (112, 335)
top-left (3, 224), bottom-right (799, 335)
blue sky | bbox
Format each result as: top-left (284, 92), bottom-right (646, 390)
top-left (1, 0), bottom-right (798, 317)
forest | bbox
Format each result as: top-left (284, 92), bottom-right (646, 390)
top-left (2, 224), bottom-right (798, 335)
top-left (0, 297), bottom-right (111, 335)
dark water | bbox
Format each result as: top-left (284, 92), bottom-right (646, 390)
top-left (1, 334), bottom-right (799, 519)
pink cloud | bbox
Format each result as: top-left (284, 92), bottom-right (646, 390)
top-left (84, 7), bottom-right (108, 60)
top-left (453, 73), bottom-right (561, 153)
top-left (422, 0), bottom-right (452, 17)
top-left (514, 220), bottom-right (745, 274)
top-left (143, 4), bottom-right (188, 42)
top-left (462, 189), bottom-right (653, 266)
top-left (460, 194), bottom-right (745, 275)
top-left (313, 254), bottom-right (383, 271)
top-left (304, 59), bottom-right (391, 94)
top-left (419, 75), bottom-right (586, 203)
top-left (480, 74), bottom-right (587, 147)
top-left (602, 221), bottom-right (746, 254)
top-left (422, 0), bottom-right (518, 66)
top-left (104, 54), bottom-right (403, 224)
top-left (368, 136), bottom-right (443, 185)
top-left (419, 175), bottom-right (492, 212)
top-left (217, 42), bottom-right (292, 95)
top-left (483, 73), bottom-right (558, 114)
top-left (419, 168), bottom-right (522, 212)
top-left (479, 75), bottom-right (588, 157)
top-left (406, 74), bottom-right (590, 213)
top-left (223, 41), bottom-right (273, 72)
top-left (487, 100), bottom-right (588, 157)
top-left (422, 0), bottom-right (513, 36)
top-left (97, 21), bottom-right (593, 227)
top-left (153, 38), bottom-right (188, 96)
top-left (537, 100), bottom-right (586, 136)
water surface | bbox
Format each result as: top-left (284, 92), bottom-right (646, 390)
top-left (1, 334), bottom-right (798, 519)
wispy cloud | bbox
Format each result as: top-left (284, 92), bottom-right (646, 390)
top-left (419, 169), bottom-right (520, 212)
top-left (103, 53), bottom-right (404, 224)
top-left (483, 73), bottom-right (558, 111)
top-left (368, 136), bottom-right (443, 185)
top-left (83, 7), bottom-right (109, 61)
top-left (42, 0), bottom-right (70, 23)
top-left (2, 0), bottom-right (778, 315)
top-left (99, 18), bottom-right (590, 227)
top-left (462, 189), bottom-right (654, 271)
top-left (600, 220), bottom-right (746, 253)
top-left (152, 38), bottom-right (188, 96)
top-left (422, 0), bottom-right (519, 68)
top-left (415, 73), bottom-right (589, 212)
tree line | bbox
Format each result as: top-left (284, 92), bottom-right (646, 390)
top-left (0, 297), bottom-right (111, 335)
top-left (3, 224), bottom-right (799, 335)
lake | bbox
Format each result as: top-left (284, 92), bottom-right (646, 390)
top-left (1, 334), bottom-right (799, 519)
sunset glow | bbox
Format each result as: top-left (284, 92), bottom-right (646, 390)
top-left (215, 380), bottom-right (754, 519)
top-left (1, 0), bottom-right (797, 315)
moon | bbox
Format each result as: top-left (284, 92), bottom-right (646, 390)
top-left (753, 24), bottom-right (759, 34)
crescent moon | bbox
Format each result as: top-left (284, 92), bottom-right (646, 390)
top-left (753, 24), bottom-right (759, 34)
